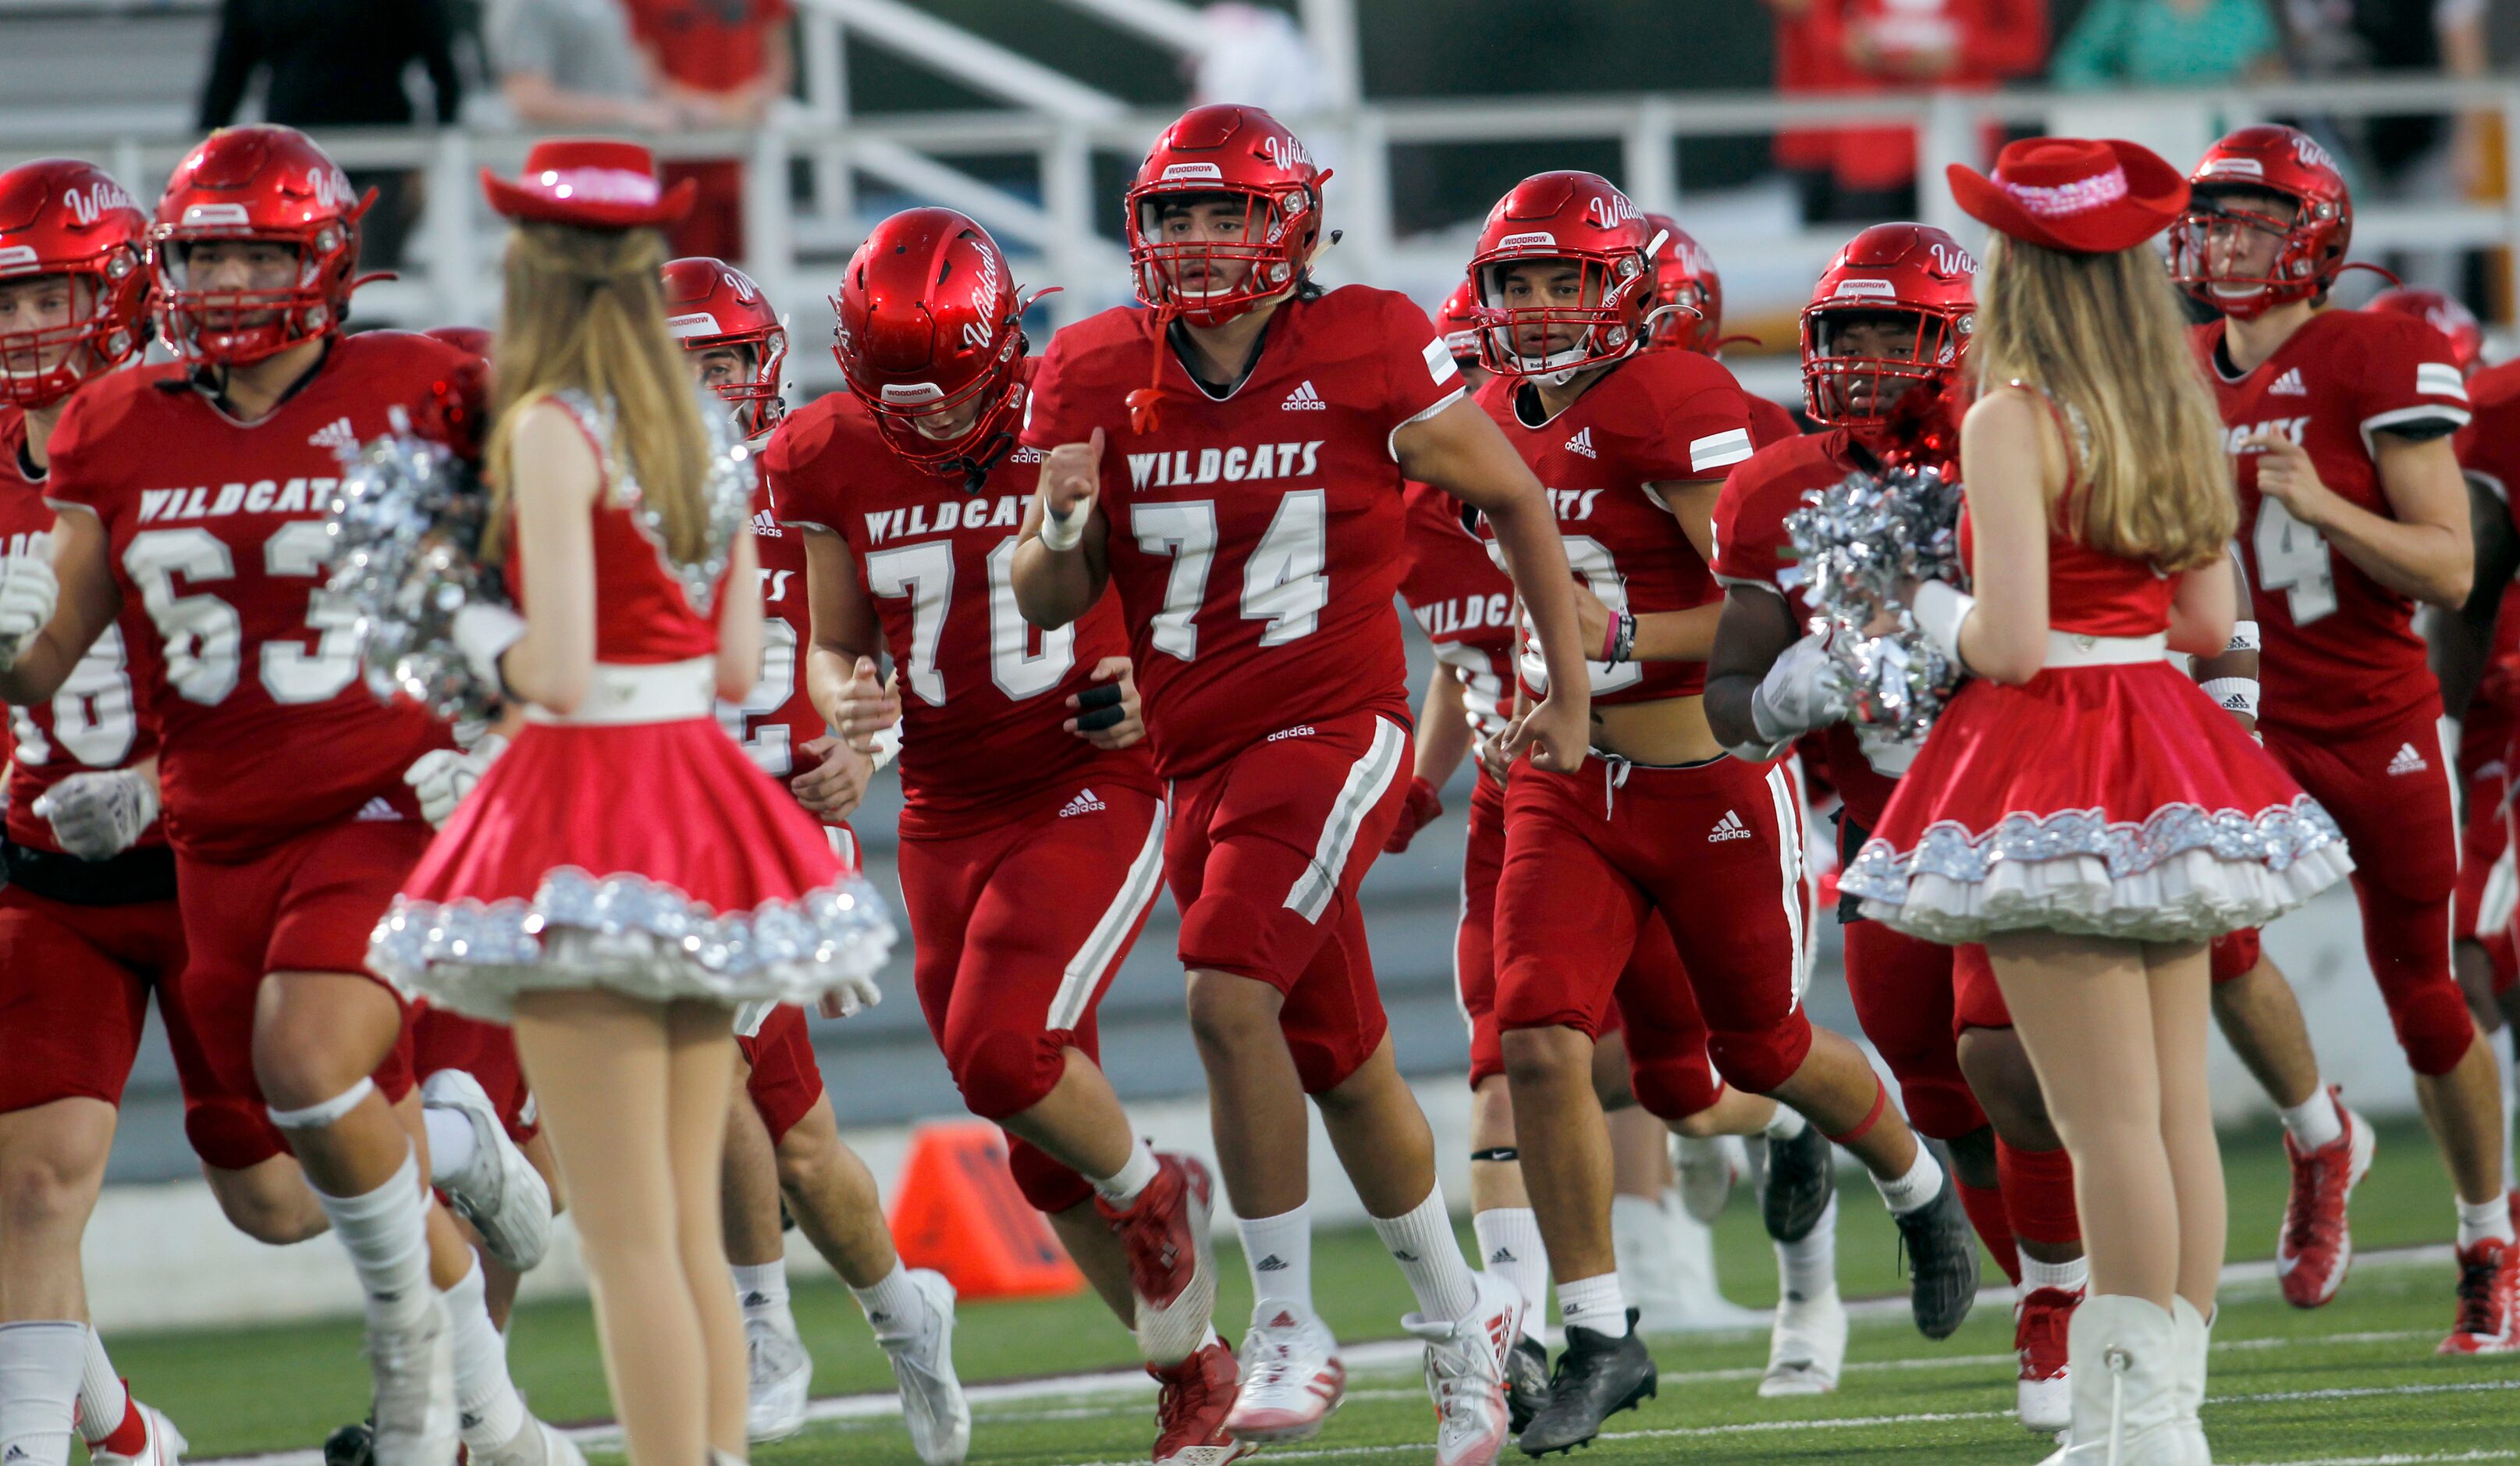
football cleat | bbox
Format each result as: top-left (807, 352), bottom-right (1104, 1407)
top-left (744, 1312), bottom-right (812, 1442)
top-left (321, 1419), bottom-right (373, 1466)
top-left (1223, 1301), bottom-right (1345, 1443)
top-left (1893, 1165), bottom-right (1982, 1340)
top-left (85, 1396), bottom-right (187, 1466)
top-left (875, 1269), bottom-right (972, 1465)
top-left (1516, 1314), bottom-right (1655, 1457)
top-left (1674, 1133), bottom-right (1746, 1223)
top-left (1758, 1286), bottom-right (1846, 1397)
top-left (2276, 1088), bottom-right (2372, 1308)
top-left (1761, 1121), bottom-right (1836, 1244)
top-left (2015, 1286), bottom-right (2079, 1433)
top-left (1098, 1153), bottom-right (1221, 1368)
top-left (365, 1295), bottom-right (459, 1466)
top-left (421, 1068), bottom-right (553, 1273)
top-left (2439, 1236), bottom-right (2520, 1354)
top-left (1503, 1336), bottom-right (1550, 1434)
top-left (1149, 1338), bottom-right (1253, 1466)
top-left (1405, 1271), bottom-right (1519, 1466)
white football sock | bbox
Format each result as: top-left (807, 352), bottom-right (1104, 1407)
top-left (1775, 1194), bottom-right (1839, 1304)
top-left (851, 1261), bottom-right (927, 1341)
top-left (2277, 1086), bottom-right (2344, 1153)
top-left (422, 1105), bottom-right (482, 1192)
top-left (1472, 1207), bottom-right (1550, 1343)
top-left (2458, 1194), bottom-right (2517, 1250)
top-left (1371, 1185), bottom-right (1480, 1322)
top-left (1239, 1203), bottom-right (1313, 1315)
top-left (1092, 1141), bottom-right (1159, 1208)
top-left (312, 1149), bottom-right (434, 1328)
top-left (731, 1259), bottom-right (795, 1333)
top-left (0, 1320), bottom-right (87, 1466)
top-left (1765, 1106), bottom-right (1809, 1141)
top-left (74, 1326), bottom-right (131, 1446)
top-left (446, 1257), bottom-right (526, 1449)
top-left (1871, 1144), bottom-right (1946, 1215)
top-left (1555, 1272), bottom-right (1631, 1339)
top-left (2021, 1253), bottom-right (2089, 1294)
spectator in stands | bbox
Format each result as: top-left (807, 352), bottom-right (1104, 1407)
top-left (488, 0), bottom-right (684, 132)
top-left (196, 0), bottom-right (463, 271)
top-left (621, 0), bottom-right (795, 262)
top-left (2052, 0), bottom-right (2284, 88)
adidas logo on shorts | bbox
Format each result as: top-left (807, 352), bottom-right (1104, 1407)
top-left (2269, 367), bottom-right (2308, 397)
top-left (1565, 426), bottom-right (1598, 459)
top-left (1058, 788), bottom-right (1106, 818)
top-left (1708, 810), bottom-right (1752, 842)
top-left (2387, 742), bottom-right (2428, 775)
top-left (1282, 379), bottom-right (1328, 411)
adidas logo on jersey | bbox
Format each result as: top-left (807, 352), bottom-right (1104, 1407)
top-left (307, 416), bottom-right (360, 454)
top-left (2387, 742), bottom-right (2428, 775)
top-left (355, 796), bottom-right (404, 822)
top-left (1282, 379), bottom-right (1328, 411)
top-left (1058, 788), bottom-right (1106, 818)
top-left (1708, 810), bottom-right (1752, 842)
top-left (1565, 426), bottom-right (1598, 459)
top-left (2269, 367), bottom-right (2309, 397)
top-left (750, 508), bottom-right (782, 538)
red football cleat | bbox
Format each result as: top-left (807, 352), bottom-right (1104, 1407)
top-left (2013, 1286), bottom-right (2077, 1434)
top-left (2276, 1090), bottom-right (2373, 1308)
top-left (1150, 1339), bottom-right (1254, 1466)
top-left (1098, 1151), bottom-right (1221, 1367)
top-left (2439, 1237), bottom-right (2520, 1355)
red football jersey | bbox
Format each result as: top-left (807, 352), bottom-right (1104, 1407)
top-left (2459, 359), bottom-right (2520, 531)
top-left (1711, 428), bottom-right (1900, 828)
top-left (1473, 347), bottom-right (1754, 707)
top-left (1398, 479), bottom-right (1515, 743)
top-left (2, 408), bottom-right (164, 855)
top-left (2197, 310), bottom-right (2470, 735)
top-left (1748, 393), bottom-right (1804, 450)
top-left (45, 333), bottom-right (466, 860)
top-left (1022, 286), bottom-right (1465, 777)
top-left (769, 375), bottom-right (1154, 838)
top-left (717, 457), bottom-right (825, 781)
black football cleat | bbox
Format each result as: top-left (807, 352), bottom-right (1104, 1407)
top-left (1761, 1118), bottom-right (1836, 1244)
top-left (322, 1418), bottom-right (374, 1466)
top-left (1893, 1152), bottom-right (1982, 1340)
top-left (1518, 1313), bottom-right (1655, 1457)
top-left (1504, 1335), bottom-right (1550, 1434)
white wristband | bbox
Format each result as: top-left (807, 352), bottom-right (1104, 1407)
top-left (2199, 676), bottom-right (2260, 720)
top-left (2225, 620), bottom-right (2259, 653)
top-left (450, 603), bottom-right (528, 694)
top-left (869, 720), bottom-right (903, 770)
top-left (1037, 493), bottom-right (1093, 553)
top-left (1910, 579), bottom-right (1976, 667)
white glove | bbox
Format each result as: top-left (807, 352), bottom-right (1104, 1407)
top-left (1857, 723), bottom-right (1920, 777)
top-left (404, 733), bottom-right (507, 829)
top-left (0, 553), bottom-right (60, 670)
top-left (31, 767), bottom-right (158, 861)
top-left (1749, 633), bottom-right (1848, 745)
top-left (818, 970), bottom-right (883, 1020)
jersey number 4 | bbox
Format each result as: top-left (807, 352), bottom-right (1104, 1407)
top-left (2253, 497), bottom-right (2338, 624)
top-left (1131, 490), bottom-right (1328, 660)
top-left (862, 535), bottom-right (1077, 705)
top-left (124, 524), bottom-right (361, 706)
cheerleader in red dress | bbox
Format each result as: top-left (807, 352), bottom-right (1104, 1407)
top-left (365, 141), bottom-right (893, 1466)
top-left (1837, 139), bottom-right (2351, 1465)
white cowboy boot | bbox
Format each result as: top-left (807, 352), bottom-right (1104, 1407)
top-left (2038, 1294), bottom-right (2184, 1465)
top-left (2168, 1297), bottom-right (2213, 1464)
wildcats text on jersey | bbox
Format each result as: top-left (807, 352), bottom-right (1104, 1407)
top-left (136, 478), bottom-right (339, 522)
top-left (1411, 591), bottom-right (1514, 640)
top-left (1125, 441), bottom-right (1324, 489)
top-left (860, 493), bottom-right (1030, 546)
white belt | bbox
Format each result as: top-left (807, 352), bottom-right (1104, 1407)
top-left (2046, 630), bottom-right (2167, 667)
top-left (524, 656), bottom-right (715, 725)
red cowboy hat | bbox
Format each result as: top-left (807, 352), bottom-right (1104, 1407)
top-left (1947, 137), bottom-right (2188, 254)
top-left (480, 139), bottom-right (695, 230)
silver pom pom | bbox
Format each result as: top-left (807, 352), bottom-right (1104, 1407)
top-left (1782, 463), bottom-right (1967, 742)
top-left (323, 435), bottom-right (511, 724)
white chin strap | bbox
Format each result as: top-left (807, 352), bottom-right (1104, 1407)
top-left (1512, 343), bottom-right (1592, 387)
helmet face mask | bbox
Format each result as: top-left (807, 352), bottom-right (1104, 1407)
top-left (1797, 222), bottom-right (1975, 443)
top-left (0, 158), bottom-right (152, 407)
top-left (151, 126), bottom-right (368, 367)
top-left (833, 208), bottom-right (1031, 481)
top-left (1467, 172), bottom-right (1656, 387)
top-left (1804, 307), bottom-right (1957, 424)
top-left (1124, 105), bottom-right (1326, 330)
top-left (2171, 126), bottom-right (2351, 321)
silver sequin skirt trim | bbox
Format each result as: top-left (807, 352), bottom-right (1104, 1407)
top-left (368, 867), bottom-right (898, 1024)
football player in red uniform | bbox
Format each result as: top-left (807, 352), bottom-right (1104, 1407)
top-left (774, 210), bottom-right (1235, 1466)
top-left (1463, 174), bottom-right (1978, 1449)
top-left (2368, 286), bottom-right (2485, 382)
top-left (657, 254), bottom-right (969, 1455)
top-left (1014, 106), bottom-right (1591, 1463)
top-left (2175, 123), bottom-right (2514, 1350)
top-left (0, 127), bottom-right (569, 1462)
top-left (1640, 214), bottom-right (1802, 450)
top-left (0, 155), bottom-right (194, 1466)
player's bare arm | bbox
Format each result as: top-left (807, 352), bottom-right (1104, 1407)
top-left (2426, 475), bottom-right (2519, 718)
top-left (0, 506), bottom-right (121, 705)
top-left (2249, 427), bottom-right (2472, 609)
top-left (1410, 665), bottom-right (1474, 788)
top-left (1011, 426), bottom-right (1112, 629)
top-left (794, 525), bottom-right (883, 820)
top-left (714, 529), bottom-right (764, 705)
top-left (492, 400), bottom-right (602, 714)
top-left (1703, 581), bottom-right (1803, 751)
top-left (1395, 397), bottom-right (1591, 772)
top-left (2189, 551), bottom-right (2261, 735)
top-left (1950, 388), bottom-right (2055, 685)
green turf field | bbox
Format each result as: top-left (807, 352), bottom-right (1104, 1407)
top-left (113, 1116), bottom-right (2520, 1463)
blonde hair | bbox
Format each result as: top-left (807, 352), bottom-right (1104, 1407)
top-left (484, 222), bottom-right (711, 562)
top-left (1971, 234), bottom-right (2235, 571)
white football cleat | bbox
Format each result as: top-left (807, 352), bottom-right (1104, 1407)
top-left (86, 1399), bottom-right (188, 1466)
top-left (367, 1295), bottom-right (460, 1466)
top-left (1223, 1301), bottom-right (1346, 1443)
top-left (467, 1416), bottom-right (585, 1466)
top-left (1675, 1134), bottom-right (1747, 1223)
top-left (875, 1268), bottom-right (970, 1466)
top-left (421, 1069), bottom-right (553, 1272)
top-left (1404, 1271), bottom-right (1518, 1466)
top-left (1758, 1285), bottom-right (1847, 1398)
top-left (745, 1313), bottom-right (812, 1443)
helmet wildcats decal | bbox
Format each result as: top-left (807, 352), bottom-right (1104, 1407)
top-left (1926, 240), bottom-right (1978, 276)
top-left (2291, 133), bottom-right (2338, 173)
top-left (1259, 132), bottom-right (1314, 172)
top-left (63, 180), bottom-right (140, 226)
top-left (304, 165), bottom-right (356, 211)
top-left (1584, 190), bottom-right (1642, 229)
top-left (723, 269), bottom-right (757, 301)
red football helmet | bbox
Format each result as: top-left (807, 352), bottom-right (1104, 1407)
top-left (2171, 125), bottom-right (2352, 320)
top-left (2366, 286), bottom-right (2484, 378)
top-left (1124, 105), bottom-right (1328, 329)
top-left (152, 125), bottom-right (371, 365)
top-left (1643, 214), bottom-right (1725, 354)
top-left (1800, 222), bottom-right (1975, 442)
top-left (1437, 278), bottom-right (1480, 368)
top-left (1469, 172), bottom-right (1659, 383)
top-left (0, 158), bottom-right (151, 408)
top-left (422, 324), bottom-right (491, 359)
top-left (663, 255), bottom-right (787, 436)
top-left (833, 207), bottom-right (1040, 481)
